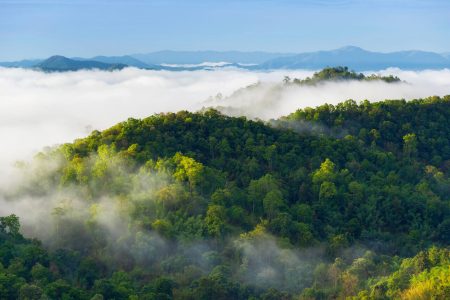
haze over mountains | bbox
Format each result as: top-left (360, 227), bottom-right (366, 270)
top-left (258, 46), bottom-right (450, 70)
top-left (132, 50), bottom-right (294, 65)
top-left (1, 46), bottom-right (450, 72)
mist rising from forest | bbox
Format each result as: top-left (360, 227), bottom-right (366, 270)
top-left (1, 67), bottom-right (449, 186)
top-left (0, 147), bottom-right (328, 291)
top-left (1, 67), bottom-right (449, 295)
top-left (1, 66), bottom-right (449, 195)
top-left (0, 67), bottom-right (448, 188)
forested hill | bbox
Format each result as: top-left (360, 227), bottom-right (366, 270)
top-left (1, 97), bottom-right (449, 299)
top-left (277, 96), bottom-right (450, 163)
top-left (286, 66), bottom-right (401, 85)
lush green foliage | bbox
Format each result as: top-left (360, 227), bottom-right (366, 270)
top-left (284, 66), bottom-right (401, 85)
top-left (1, 96), bottom-right (449, 299)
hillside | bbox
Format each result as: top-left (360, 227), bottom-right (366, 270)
top-left (0, 97), bottom-right (449, 299)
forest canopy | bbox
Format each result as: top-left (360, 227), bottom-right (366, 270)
top-left (0, 95), bottom-right (449, 299)
top-left (284, 66), bottom-right (401, 85)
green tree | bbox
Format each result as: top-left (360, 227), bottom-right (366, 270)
top-left (403, 133), bottom-right (418, 159)
top-left (173, 153), bottom-right (204, 197)
top-left (312, 159), bottom-right (336, 185)
top-left (18, 284), bottom-right (43, 300)
top-left (0, 214), bottom-right (20, 236)
top-left (319, 181), bottom-right (337, 202)
top-left (263, 189), bottom-right (285, 220)
top-left (248, 174), bottom-right (280, 215)
top-left (205, 205), bottom-right (227, 238)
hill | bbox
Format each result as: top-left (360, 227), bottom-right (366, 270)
top-left (288, 66), bottom-right (401, 84)
top-left (207, 66), bottom-right (402, 119)
top-left (35, 55), bottom-right (128, 72)
top-left (0, 97), bottom-right (449, 299)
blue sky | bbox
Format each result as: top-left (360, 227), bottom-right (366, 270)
top-left (0, 0), bottom-right (449, 60)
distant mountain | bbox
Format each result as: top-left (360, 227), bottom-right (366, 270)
top-left (2, 47), bottom-right (450, 72)
top-left (73, 55), bottom-right (159, 69)
top-left (84, 56), bottom-right (250, 71)
top-left (35, 56), bottom-right (127, 72)
top-left (132, 50), bottom-right (294, 65)
top-left (257, 46), bottom-right (450, 70)
top-left (0, 55), bottom-right (254, 72)
top-left (0, 59), bottom-right (43, 68)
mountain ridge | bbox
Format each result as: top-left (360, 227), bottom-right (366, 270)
top-left (257, 46), bottom-right (450, 70)
top-left (2, 46), bottom-right (450, 71)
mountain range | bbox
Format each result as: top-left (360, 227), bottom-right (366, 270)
top-left (257, 46), bottom-right (450, 70)
top-left (132, 50), bottom-right (294, 65)
top-left (1, 46), bottom-right (450, 71)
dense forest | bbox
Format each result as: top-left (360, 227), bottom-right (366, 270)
top-left (1, 96), bottom-right (449, 299)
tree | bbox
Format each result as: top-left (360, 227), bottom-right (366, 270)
top-left (18, 284), bottom-right (43, 300)
top-left (248, 174), bottom-right (280, 215)
top-left (0, 214), bottom-right (20, 236)
top-left (173, 153), bottom-right (204, 197)
top-left (152, 219), bottom-right (173, 238)
top-left (319, 181), bottom-right (337, 202)
top-left (403, 133), bottom-right (418, 159)
top-left (154, 277), bottom-right (174, 298)
top-left (312, 159), bottom-right (336, 185)
top-left (263, 190), bottom-right (285, 220)
top-left (205, 205), bottom-right (227, 238)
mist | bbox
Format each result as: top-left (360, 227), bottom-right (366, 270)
top-left (208, 68), bottom-right (450, 119)
top-left (1, 66), bottom-right (449, 190)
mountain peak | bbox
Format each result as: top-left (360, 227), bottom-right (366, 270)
top-left (336, 45), bottom-right (366, 52)
top-left (45, 55), bottom-right (71, 61)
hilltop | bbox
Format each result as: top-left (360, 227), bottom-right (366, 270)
top-left (287, 66), bottom-right (401, 84)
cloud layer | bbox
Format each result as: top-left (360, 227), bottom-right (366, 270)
top-left (0, 67), bottom-right (449, 184)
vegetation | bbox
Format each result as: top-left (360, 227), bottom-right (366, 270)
top-left (1, 96), bottom-right (449, 299)
top-left (283, 66), bottom-right (401, 85)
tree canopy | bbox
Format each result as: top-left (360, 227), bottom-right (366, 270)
top-left (1, 96), bottom-right (449, 299)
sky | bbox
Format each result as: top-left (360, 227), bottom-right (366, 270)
top-left (1, 0), bottom-right (450, 60)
